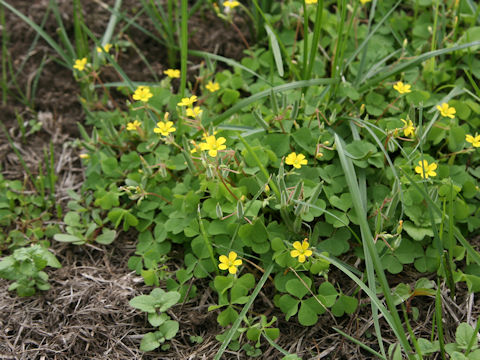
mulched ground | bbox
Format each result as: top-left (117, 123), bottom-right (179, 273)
top-left (1, 0), bottom-right (479, 359)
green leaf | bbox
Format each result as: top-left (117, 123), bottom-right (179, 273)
top-left (95, 229), bottom-right (116, 245)
top-left (159, 291), bottom-right (181, 312)
top-left (317, 282), bottom-right (338, 307)
top-left (403, 221), bottom-right (433, 241)
top-left (140, 332), bottom-right (161, 352)
top-left (285, 276), bottom-right (312, 299)
top-left (158, 320), bottom-right (179, 340)
top-left (456, 323), bottom-right (476, 349)
top-left (53, 233), bottom-right (84, 244)
top-left (129, 295), bottom-right (157, 313)
top-left (247, 328), bottom-right (261, 342)
top-left (217, 306), bottom-right (238, 326)
top-left (298, 299), bottom-right (319, 326)
top-left (221, 89), bottom-right (240, 106)
top-left (277, 294), bottom-right (299, 320)
top-left (148, 312), bottom-right (168, 327)
top-left (331, 295), bottom-right (358, 317)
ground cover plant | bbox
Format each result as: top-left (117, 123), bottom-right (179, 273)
top-left (1, 0), bottom-right (480, 358)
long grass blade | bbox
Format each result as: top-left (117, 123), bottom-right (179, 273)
top-left (210, 78), bottom-right (333, 127)
top-left (214, 263), bottom-right (274, 360)
top-left (335, 133), bottom-right (412, 356)
top-left (360, 41), bottom-right (480, 90)
top-left (0, 0), bottom-right (70, 65)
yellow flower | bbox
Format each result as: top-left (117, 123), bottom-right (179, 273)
top-left (177, 95), bottom-right (198, 107)
top-left (305, 0), bottom-right (317, 4)
top-left (79, 153), bottom-right (90, 159)
top-left (285, 152), bottom-right (308, 169)
top-left (164, 69), bottom-right (180, 78)
top-left (218, 251), bottom-right (242, 274)
top-left (223, 1), bottom-right (240, 9)
top-left (206, 81), bottom-right (220, 92)
top-left (126, 120), bottom-right (141, 131)
top-left (96, 43), bottom-right (112, 53)
top-left (401, 119), bottom-right (416, 138)
top-left (290, 239), bottom-right (313, 263)
top-left (132, 86), bottom-right (153, 103)
top-left (360, 0), bottom-right (372, 4)
top-left (393, 81), bottom-right (411, 94)
top-left (415, 160), bottom-right (438, 179)
top-left (436, 103), bottom-right (456, 119)
top-left (154, 121), bottom-right (176, 136)
top-left (466, 134), bottom-right (480, 148)
top-left (200, 135), bottom-right (227, 157)
top-left (73, 57), bottom-right (87, 71)
top-left (186, 106), bottom-right (203, 118)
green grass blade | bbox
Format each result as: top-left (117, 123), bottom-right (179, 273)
top-left (250, 0), bottom-right (300, 79)
top-left (179, 0), bottom-right (188, 97)
top-left (305, 0), bottom-right (324, 81)
top-left (49, 0), bottom-right (76, 59)
top-left (238, 135), bottom-right (281, 201)
top-left (102, 0), bottom-right (122, 46)
top-left (435, 283), bottom-right (446, 359)
top-left (214, 263), bottom-right (274, 360)
top-left (262, 332), bottom-right (296, 357)
top-left (333, 327), bottom-right (387, 360)
top-left (210, 78), bottom-right (333, 127)
top-left (82, 25), bottom-right (135, 91)
top-left (345, 0), bottom-right (401, 74)
top-left (316, 251), bottom-right (410, 354)
top-left (265, 24), bottom-right (284, 77)
top-left (400, 168), bottom-right (480, 265)
top-left (0, 0), bottom-right (71, 65)
top-left (1, 3), bottom-right (7, 104)
top-left (188, 50), bottom-right (270, 84)
top-left (360, 41), bottom-right (480, 91)
top-left (335, 133), bottom-right (413, 356)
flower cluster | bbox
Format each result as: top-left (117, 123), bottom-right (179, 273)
top-left (178, 95), bottom-right (204, 119)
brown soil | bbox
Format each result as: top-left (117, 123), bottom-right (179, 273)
top-left (1, 0), bottom-right (479, 359)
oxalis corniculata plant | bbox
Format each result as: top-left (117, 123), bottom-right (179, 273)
top-left (1, 0), bottom-right (480, 358)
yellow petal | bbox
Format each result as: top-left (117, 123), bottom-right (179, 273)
top-left (298, 255), bottom-right (306, 263)
top-left (290, 250), bottom-right (300, 258)
top-left (292, 241), bottom-right (302, 251)
top-left (228, 251), bottom-right (237, 262)
top-left (228, 266), bottom-right (237, 274)
top-left (233, 259), bottom-right (242, 266)
top-left (304, 250), bottom-right (313, 257)
top-left (219, 255), bottom-right (228, 264)
top-left (219, 263), bottom-right (229, 270)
